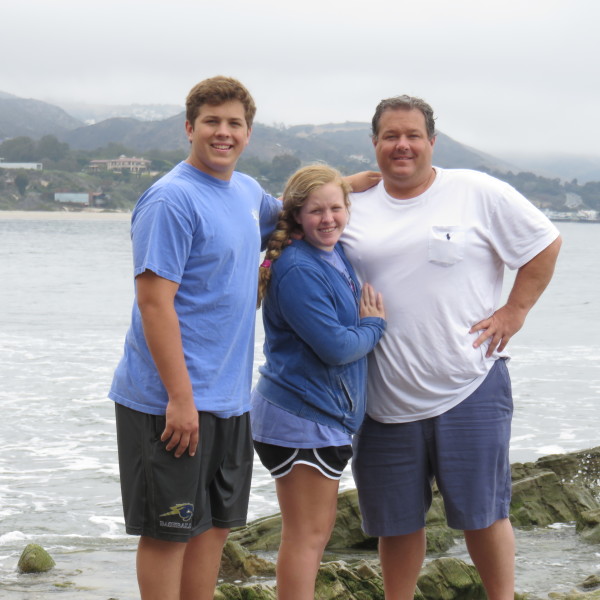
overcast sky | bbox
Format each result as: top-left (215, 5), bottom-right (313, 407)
top-left (2, 0), bottom-right (598, 158)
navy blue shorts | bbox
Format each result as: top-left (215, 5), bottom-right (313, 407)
top-left (352, 359), bottom-right (513, 536)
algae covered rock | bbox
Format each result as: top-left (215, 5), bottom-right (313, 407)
top-left (17, 543), bottom-right (56, 573)
top-left (315, 559), bottom-right (384, 599)
top-left (415, 557), bottom-right (485, 600)
top-left (327, 489), bottom-right (374, 549)
top-left (510, 470), bottom-right (598, 526)
top-left (537, 447), bottom-right (600, 490)
top-left (576, 508), bottom-right (600, 544)
top-left (220, 540), bottom-right (275, 578)
top-left (229, 513), bottom-right (282, 551)
top-left (509, 449), bottom-right (600, 528)
top-left (230, 488), bottom-right (456, 555)
top-left (548, 573), bottom-right (600, 600)
top-left (215, 582), bottom-right (277, 599)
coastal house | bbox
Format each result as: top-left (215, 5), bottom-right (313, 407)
top-left (87, 155), bottom-right (150, 174)
top-left (54, 193), bottom-right (91, 206)
top-left (53, 191), bottom-right (108, 207)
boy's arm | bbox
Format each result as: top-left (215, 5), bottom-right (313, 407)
top-left (343, 170), bottom-right (381, 192)
top-left (136, 270), bottom-right (199, 458)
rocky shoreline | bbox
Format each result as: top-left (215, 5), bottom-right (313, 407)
top-left (19, 447), bottom-right (600, 599)
top-left (215, 447), bottom-right (600, 599)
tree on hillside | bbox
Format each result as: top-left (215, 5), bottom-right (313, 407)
top-left (36, 135), bottom-right (69, 161)
top-left (15, 172), bottom-right (29, 196)
top-left (0, 136), bottom-right (36, 162)
top-left (271, 154), bottom-right (301, 182)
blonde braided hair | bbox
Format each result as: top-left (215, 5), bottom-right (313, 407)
top-left (257, 164), bottom-right (351, 308)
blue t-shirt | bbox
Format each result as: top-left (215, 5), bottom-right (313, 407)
top-left (109, 161), bottom-right (281, 417)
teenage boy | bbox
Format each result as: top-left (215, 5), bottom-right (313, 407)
top-left (109, 75), bottom-right (377, 600)
top-left (109, 76), bottom-right (281, 600)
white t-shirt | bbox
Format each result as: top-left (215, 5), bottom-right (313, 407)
top-left (341, 167), bottom-right (559, 423)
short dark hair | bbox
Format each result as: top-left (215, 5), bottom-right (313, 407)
top-left (185, 76), bottom-right (257, 128)
top-left (371, 95), bottom-right (436, 140)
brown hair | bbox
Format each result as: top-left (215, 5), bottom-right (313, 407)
top-left (257, 164), bottom-right (351, 308)
top-left (185, 76), bottom-right (256, 128)
top-left (371, 95), bottom-right (436, 140)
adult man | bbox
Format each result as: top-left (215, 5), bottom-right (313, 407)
top-left (341, 95), bottom-right (562, 599)
top-left (109, 76), bottom-right (282, 600)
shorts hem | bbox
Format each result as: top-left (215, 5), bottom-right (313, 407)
top-left (273, 460), bottom-right (345, 481)
top-left (213, 517), bottom-right (247, 529)
top-left (446, 506), bottom-right (511, 531)
top-left (362, 519), bottom-right (426, 538)
top-left (125, 517), bottom-right (248, 542)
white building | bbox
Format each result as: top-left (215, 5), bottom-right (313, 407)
top-left (0, 159), bottom-right (43, 170)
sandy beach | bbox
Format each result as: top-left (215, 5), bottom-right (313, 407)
top-left (0, 210), bottom-right (131, 221)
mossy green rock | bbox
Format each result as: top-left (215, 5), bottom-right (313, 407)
top-left (415, 557), bottom-right (485, 600)
top-left (576, 508), bottom-right (600, 543)
top-left (549, 573), bottom-right (600, 600)
top-left (315, 559), bottom-right (384, 599)
top-left (230, 488), bottom-right (456, 555)
top-left (220, 540), bottom-right (275, 578)
top-left (17, 543), bottom-right (56, 573)
top-left (215, 583), bottom-right (277, 599)
top-left (215, 557), bottom-right (489, 600)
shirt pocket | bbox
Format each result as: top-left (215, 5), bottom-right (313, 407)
top-left (428, 225), bottom-right (465, 267)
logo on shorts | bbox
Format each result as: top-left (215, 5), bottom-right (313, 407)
top-left (159, 503), bottom-right (194, 529)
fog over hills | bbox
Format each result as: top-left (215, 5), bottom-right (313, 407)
top-left (0, 96), bottom-right (83, 138)
top-left (2, 91), bottom-right (599, 182)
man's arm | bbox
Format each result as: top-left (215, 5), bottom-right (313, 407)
top-left (136, 270), bottom-right (199, 458)
top-left (471, 236), bottom-right (562, 357)
top-left (344, 170), bottom-right (381, 192)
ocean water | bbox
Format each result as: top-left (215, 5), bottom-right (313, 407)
top-left (0, 212), bottom-right (599, 598)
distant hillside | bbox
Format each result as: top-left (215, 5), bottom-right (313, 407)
top-left (61, 113), bottom-right (185, 153)
top-left (508, 153), bottom-right (600, 185)
top-left (2, 91), bottom-right (600, 181)
top-left (53, 101), bottom-right (183, 124)
top-left (0, 97), bottom-right (83, 139)
top-left (60, 116), bottom-right (517, 174)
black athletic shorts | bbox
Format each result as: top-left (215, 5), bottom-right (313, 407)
top-left (253, 440), bottom-right (352, 480)
top-left (115, 403), bottom-right (253, 542)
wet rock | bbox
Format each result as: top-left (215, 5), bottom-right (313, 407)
top-left (537, 447), bottom-right (600, 491)
top-left (229, 514), bottom-right (282, 552)
top-left (230, 488), bottom-right (456, 555)
top-left (215, 557), bottom-right (488, 600)
top-left (581, 575), bottom-right (600, 590)
top-left (17, 543), bottom-right (56, 573)
top-left (415, 557), bottom-right (485, 600)
top-left (215, 582), bottom-right (277, 599)
top-left (219, 540), bottom-right (275, 579)
top-left (548, 574), bottom-right (600, 600)
top-left (576, 508), bottom-right (600, 543)
top-left (314, 559), bottom-right (384, 599)
top-left (222, 446), bottom-right (600, 598)
top-left (510, 469), bottom-right (599, 527)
